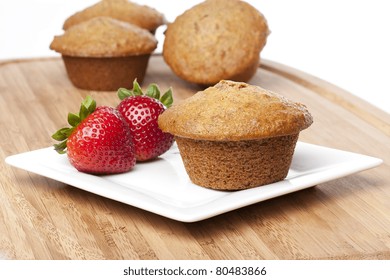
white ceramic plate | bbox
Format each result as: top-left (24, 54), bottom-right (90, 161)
top-left (5, 142), bottom-right (382, 222)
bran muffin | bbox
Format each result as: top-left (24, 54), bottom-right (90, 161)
top-left (50, 17), bottom-right (157, 91)
top-left (63, 0), bottom-right (166, 33)
top-left (158, 80), bottom-right (313, 190)
top-left (163, 0), bottom-right (269, 86)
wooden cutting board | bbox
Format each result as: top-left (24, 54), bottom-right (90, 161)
top-left (1, 55), bottom-right (389, 260)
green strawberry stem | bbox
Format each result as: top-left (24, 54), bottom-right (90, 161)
top-left (52, 95), bottom-right (96, 154)
top-left (117, 79), bottom-right (173, 108)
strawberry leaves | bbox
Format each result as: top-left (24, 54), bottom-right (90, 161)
top-left (160, 88), bottom-right (173, 108)
top-left (52, 95), bottom-right (96, 154)
top-left (117, 79), bottom-right (173, 108)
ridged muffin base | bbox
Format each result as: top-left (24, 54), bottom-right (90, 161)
top-left (175, 134), bottom-right (299, 190)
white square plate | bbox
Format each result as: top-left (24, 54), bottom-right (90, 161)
top-left (5, 142), bottom-right (382, 222)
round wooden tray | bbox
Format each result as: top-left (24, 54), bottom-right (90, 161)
top-left (1, 55), bottom-right (389, 259)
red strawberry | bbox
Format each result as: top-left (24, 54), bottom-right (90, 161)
top-left (117, 79), bottom-right (174, 161)
top-left (52, 96), bottom-right (136, 174)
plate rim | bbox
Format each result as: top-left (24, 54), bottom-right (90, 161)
top-left (5, 142), bottom-right (383, 222)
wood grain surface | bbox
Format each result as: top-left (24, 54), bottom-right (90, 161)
top-left (1, 55), bottom-right (389, 260)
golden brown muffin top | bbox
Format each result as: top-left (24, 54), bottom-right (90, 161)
top-left (158, 80), bottom-right (313, 141)
top-left (63, 0), bottom-right (166, 31)
top-left (162, 0), bottom-right (269, 85)
top-left (50, 17), bottom-right (157, 57)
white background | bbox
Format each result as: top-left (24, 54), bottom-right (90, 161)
top-left (1, 260), bottom-right (389, 279)
top-left (0, 0), bottom-right (389, 114)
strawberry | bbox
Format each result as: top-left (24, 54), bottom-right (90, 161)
top-left (52, 96), bottom-right (136, 174)
top-left (117, 79), bottom-right (174, 161)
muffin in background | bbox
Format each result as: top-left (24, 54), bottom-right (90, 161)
top-left (158, 80), bottom-right (313, 190)
top-left (63, 0), bottom-right (166, 33)
top-left (163, 0), bottom-right (269, 86)
top-left (50, 17), bottom-right (157, 91)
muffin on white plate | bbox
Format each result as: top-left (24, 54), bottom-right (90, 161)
top-left (158, 80), bottom-right (313, 190)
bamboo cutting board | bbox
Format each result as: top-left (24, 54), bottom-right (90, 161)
top-left (0, 55), bottom-right (390, 260)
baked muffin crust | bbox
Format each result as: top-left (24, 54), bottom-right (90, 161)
top-left (50, 17), bottom-right (157, 57)
top-left (158, 80), bottom-right (313, 141)
top-left (163, 0), bottom-right (269, 85)
top-left (63, 0), bottom-right (165, 32)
